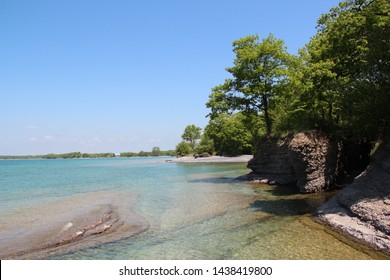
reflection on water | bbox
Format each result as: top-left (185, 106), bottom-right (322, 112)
top-left (0, 159), bottom-right (388, 259)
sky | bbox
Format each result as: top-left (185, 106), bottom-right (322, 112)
top-left (0, 0), bottom-right (341, 155)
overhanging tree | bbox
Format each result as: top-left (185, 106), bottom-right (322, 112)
top-left (304, 0), bottom-right (390, 138)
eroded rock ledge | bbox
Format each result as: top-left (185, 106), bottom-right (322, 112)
top-left (240, 131), bottom-right (342, 192)
top-left (239, 130), bottom-right (389, 254)
top-left (315, 138), bottom-right (390, 255)
top-left (240, 131), bottom-right (371, 193)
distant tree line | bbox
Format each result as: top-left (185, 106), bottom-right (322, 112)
top-left (0, 155), bottom-right (43, 160)
top-left (120, 147), bottom-right (175, 157)
top-left (43, 152), bottom-right (116, 159)
top-left (0, 147), bottom-right (176, 159)
top-left (0, 152), bottom-right (115, 159)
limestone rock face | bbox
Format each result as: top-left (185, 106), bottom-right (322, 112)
top-left (288, 132), bottom-right (340, 192)
top-left (247, 131), bottom-right (340, 192)
top-left (245, 130), bottom-right (390, 254)
top-left (315, 139), bottom-right (390, 254)
top-left (246, 136), bottom-right (294, 185)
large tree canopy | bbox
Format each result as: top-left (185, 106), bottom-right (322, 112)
top-left (201, 0), bottom-right (389, 157)
top-left (303, 0), bottom-right (390, 138)
top-left (207, 34), bottom-right (293, 136)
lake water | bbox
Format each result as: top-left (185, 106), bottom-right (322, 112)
top-left (0, 158), bottom-right (387, 259)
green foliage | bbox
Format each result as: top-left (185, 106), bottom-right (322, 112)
top-left (302, 0), bottom-right (390, 139)
top-left (181, 124), bottom-right (202, 149)
top-left (206, 0), bottom-right (389, 144)
top-left (195, 135), bottom-right (215, 156)
top-left (206, 83), bottom-right (235, 120)
top-left (27, 152), bottom-right (116, 159)
top-left (1, 149), bottom-right (175, 159)
top-left (43, 152), bottom-right (116, 159)
top-left (81, 153), bottom-right (115, 158)
top-left (0, 155), bottom-right (43, 159)
top-left (151, 147), bottom-right (161, 156)
top-left (204, 113), bottom-right (253, 156)
top-left (120, 152), bottom-right (137, 157)
top-left (175, 141), bottom-right (192, 157)
top-left (121, 147), bottom-right (175, 157)
top-left (162, 150), bottom-right (176, 157)
top-left (138, 151), bottom-right (149, 157)
top-left (207, 34), bottom-right (294, 136)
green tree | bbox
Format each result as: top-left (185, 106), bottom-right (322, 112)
top-left (151, 146), bottom-right (161, 156)
top-left (181, 124), bottom-right (202, 149)
top-left (138, 151), bottom-right (150, 157)
top-left (270, 53), bottom-right (310, 134)
top-left (195, 135), bottom-right (215, 156)
top-left (204, 113), bottom-right (253, 156)
top-left (304, 0), bottom-right (390, 138)
top-left (208, 34), bottom-right (293, 136)
top-left (175, 141), bottom-right (192, 157)
top-left (205, 0), bottom-right (389, 156)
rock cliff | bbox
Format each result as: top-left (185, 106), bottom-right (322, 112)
top-left (244, 131), bottom-right (341, 192)
top-left (242, 130), bottom-right (389, 255)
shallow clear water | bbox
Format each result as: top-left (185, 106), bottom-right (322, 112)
top-left (0, 158), bottom-right (387, 259)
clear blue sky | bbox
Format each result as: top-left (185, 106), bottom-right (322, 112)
top-left (0, 0), bottom-right (341, 155)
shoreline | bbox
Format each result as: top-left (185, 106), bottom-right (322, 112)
top-left (1, 156), bottom-right (387, 259)
top-left (166, 155), bottom-right (253, 163)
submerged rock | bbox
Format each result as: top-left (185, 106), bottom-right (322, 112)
top-left (0, 191), bottom-right (149, 260)
top-left (41, 205), bottom-right (123, 249)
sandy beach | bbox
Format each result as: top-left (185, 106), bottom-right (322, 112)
top-left (166, 155), bottom-right (253, 163)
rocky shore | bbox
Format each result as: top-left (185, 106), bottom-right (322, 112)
top-left (315, 138), bottom-right (390, 255)
top-left (240, 131), bottom-right (342, 192)
top-left (241, 131), bottom-right (390, 255)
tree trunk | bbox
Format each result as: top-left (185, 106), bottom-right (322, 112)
top-left (263, 95), bottom-right (272, 136)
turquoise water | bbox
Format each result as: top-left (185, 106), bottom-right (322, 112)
top-left (0, 158), bottom-right (386, 259)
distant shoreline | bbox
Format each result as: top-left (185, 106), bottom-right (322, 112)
top-left (0, 154), bottom-right (174, 160)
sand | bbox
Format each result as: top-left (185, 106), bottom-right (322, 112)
top-left (166, 155), bottom-right (253, 163)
